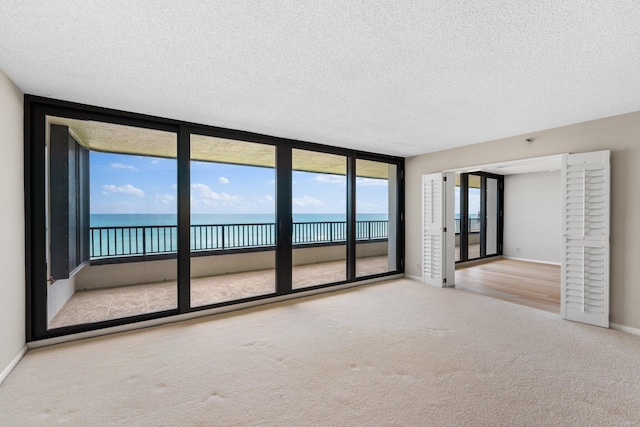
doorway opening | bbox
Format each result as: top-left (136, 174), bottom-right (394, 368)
top-left (423, 151), bottom-right (610, 327)
top-left (450, 156), bottom-right (563, 314)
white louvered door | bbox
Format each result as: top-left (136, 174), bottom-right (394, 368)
top-left (422, 173), bottom-right (454, 287)
top-left (561, 151), bottom-right (610, 327)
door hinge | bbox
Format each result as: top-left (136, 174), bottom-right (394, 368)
top-left (400, 170), bottom-right (404, 179)
top-left (443, 227), bottom-right (447, 232)
top-left (443, 278), bottom-right (447, 284)
top-left (443, 176), bottom-right (447, 181)
top-left (401, 213), bottom-right (404, 221)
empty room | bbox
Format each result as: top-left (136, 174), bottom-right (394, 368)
top-left (2, 2), bottom-right (640, 425)
top-left (450, 157), bottom-right (563, 314)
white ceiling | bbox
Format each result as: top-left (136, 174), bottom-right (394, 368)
top-left (449, 154), bottom-right (563, 176)
top-left (1, 1), bottom-right (639, 158)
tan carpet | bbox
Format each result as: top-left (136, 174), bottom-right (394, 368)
top-left (2, 278), bottom-right (640, 426)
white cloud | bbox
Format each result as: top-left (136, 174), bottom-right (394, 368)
top-left (155, 193), bottom-right (175, 205)
top-left (111, 163), bottom-right (138, 171)
top-left (218, 176), bottom-right (230, 184)
top-left (356, 200), bottom-right (380, 208)
top-left (190, 183), bottom-right (240, 209)
top-left (102, 184), bottom-right (145, 197)
top-left (292, 195), bottom-right (323, 207)
top-left (252, 194), bottom-right (275, 206)
top-left (150, 159), bottom-right (159, 165)
top-left (356, 177), bottom-right (387, 186)
top-left (191, 183), bottom-right (238, 201)
top-left (313, 174), bottom-right (346, 185)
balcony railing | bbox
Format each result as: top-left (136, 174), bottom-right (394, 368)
top-left (90, 220), bottom-right (389, 259)
top-left (454, 218), bottom-right (481, 234)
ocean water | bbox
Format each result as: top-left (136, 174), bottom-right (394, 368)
top-left (91, 213), bottom-right (388, 227)
top-left (89, 213), bottom-right (390, 257)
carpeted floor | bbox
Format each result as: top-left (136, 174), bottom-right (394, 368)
top-left (2, 278), bottom-right (640, 426)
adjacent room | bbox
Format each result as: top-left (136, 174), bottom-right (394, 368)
top-left (2, 2), bottom-right (640, 425)
top-left (452, 156), bottom-right (563, 314)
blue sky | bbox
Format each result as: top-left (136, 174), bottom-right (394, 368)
top-left (454, 186), bottom-right (481, 217)
top-left (90, 152), bottom-right (389, 215)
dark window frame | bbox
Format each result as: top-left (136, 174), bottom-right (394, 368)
top-left (456, 171), bottom-right (504, 263)
top-left (24, 95), bottom-right (405, 341)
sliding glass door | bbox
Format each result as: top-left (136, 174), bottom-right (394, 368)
top-left (456, 172), bottom-right (503, 262)
top-left (355, 159), bottom-right (398, 277)
top-left (190, 134), bottom-right (277, 307)
top-left (26, 97), bottom-right (404, 341)
top-left (45, 116), bottom-right (178, 330)
top-left (291, 149), bottom-right (347, 289)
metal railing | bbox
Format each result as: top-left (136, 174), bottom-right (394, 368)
top-left (90, 220), bottom-right (389, 259)
top-left (454, 218), bottom-right (481, 234)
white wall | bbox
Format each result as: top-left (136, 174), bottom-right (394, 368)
top-left (405, 110), bottom-right (640, 330)
top-left (47, 277), bottom-right (75, 324)
top-left (0, 69), bottom-right (26, 381)
top-left (503, 171), bottom-right (561, 264)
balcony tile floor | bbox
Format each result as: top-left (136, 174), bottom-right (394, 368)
top-left (455, 244), bottom-right (482, 261)
top-left (48, 256), bottom-right (390, 329)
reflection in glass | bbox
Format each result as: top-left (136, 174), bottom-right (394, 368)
top-left (486, 178), bottom-right (499, 256)
top-left (467, 175), bottom-right (481, 260)
top-left (190, 135), bottom-right (276, 307)
top-left (46, 116), bottom-right (177, 329)
top-left (292, 149), bottom-right (347, 289)
top-left (356, 159), bottom-right (397, 277)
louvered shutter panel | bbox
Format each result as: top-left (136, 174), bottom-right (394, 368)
top-left (422, 173), bottom-right (444, 287)
top-left (561, 151), bottom-right (610, 327)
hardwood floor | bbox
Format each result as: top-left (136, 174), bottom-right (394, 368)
top-left (455, 258), bottom-right (560, 314)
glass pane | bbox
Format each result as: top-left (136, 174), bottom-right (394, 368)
top-left (486, 178), bottom-right (499, 255)
top-left (292, 149), bottom-right (346, 289)
top-left (455, 173), bottom-right (461, 262)
top-left (356, 159), bottom-right (397, 277)
top-left (467, 175), bottom-right (481, 260)
top-left (46, 116), bottom-right (177, 329)
top-left (190, 135), bottom-right (276, 307)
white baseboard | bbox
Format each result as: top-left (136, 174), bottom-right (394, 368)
top-left (610, 323), bottom-right (640, 337)
top-left (503, 256), bottom-right (561, 266)
top-left (0, 345), bottom-right (27, 385)
top-left (405, 274), bottom-right (421, 282)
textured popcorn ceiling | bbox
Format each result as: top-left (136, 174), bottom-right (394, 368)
top-left (2, 1), bottom-right (640, 157)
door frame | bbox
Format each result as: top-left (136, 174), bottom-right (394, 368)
top-left (440, 152), bottom-right (611, 327)
top-left (25, 95), bottom-right (406, 341)
top-left (456, 171), bottom-right (504, 263)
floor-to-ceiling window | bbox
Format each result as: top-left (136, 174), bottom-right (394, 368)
top-left (190, 134), bottom-right (277, 307)
top-left (291, 149), bottom-right (347, 289)
top-left (355, 159), bottom-right (398, 277)
top-left (45, 117), bottom-right (178, 330)
top-left (26, 97), bottom-right (404, 341)
top-left (455, 172), bottom-right (503, 263)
